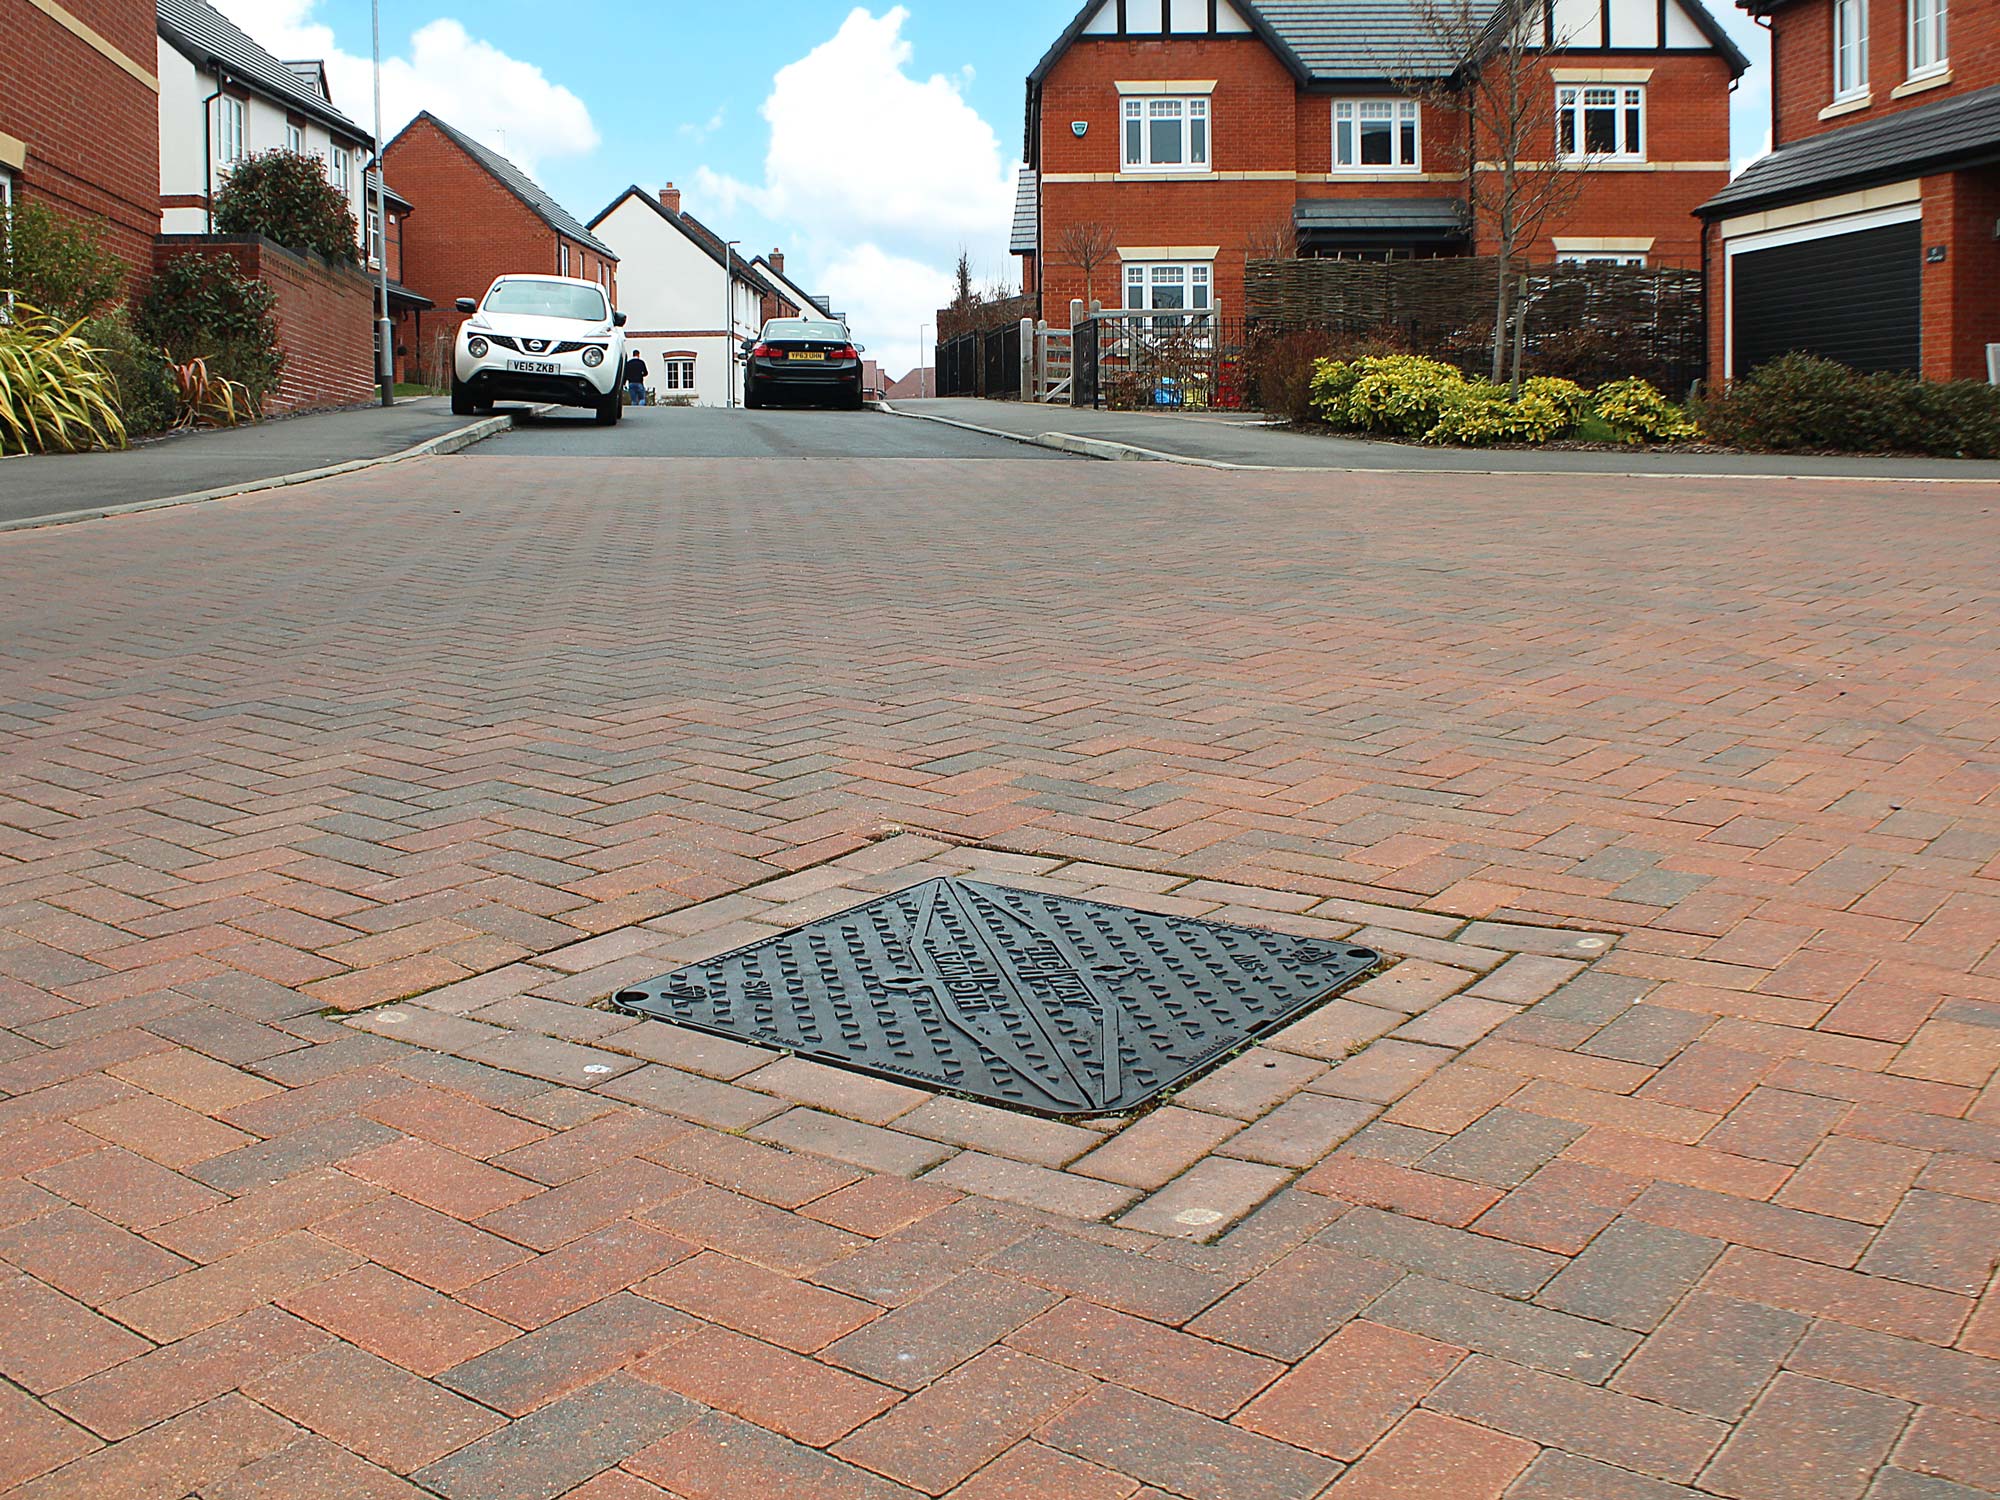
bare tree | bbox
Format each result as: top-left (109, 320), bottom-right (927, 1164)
top-left (1243, 212), bottom-right (1299, 263)
top-left (1053, 220), bottom-right (1117, 309)
top-left (1388, 0), bottom-right (1588, 390)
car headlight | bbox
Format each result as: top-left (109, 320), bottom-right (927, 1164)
top-left (467, 336), bottom-right (489, 358)
top-left (582, 347), bottom-right (604, 368)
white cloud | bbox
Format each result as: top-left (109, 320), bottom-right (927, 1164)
top-left (696, 7), bottom-right (1020, 373)
top-left (818, 243), bottom-right (956, 378)
top-left (680, 108), bottom-right (727, 145)
top-left (209, 0), bottom-right (598, 174)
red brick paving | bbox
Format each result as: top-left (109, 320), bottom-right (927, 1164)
top-left (0, 454), bottom-right (1997, 1495)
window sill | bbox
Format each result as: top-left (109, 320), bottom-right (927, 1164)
top-left (1891, 68), bottom-right (1951, 98)
top-left (1819, 93), bottom-right (1873, 119)
top-left (1119, 166), bottom-right (1214, 176)
top-left (1327, 168), bottom-right (1425, 178)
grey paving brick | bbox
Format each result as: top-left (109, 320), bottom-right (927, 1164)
top-left (1579, 1004), bottom-right (1713, 1065)
top-left (1611, 1292), bottom-right (1808, 1421)
top-left (1367, 1273), bottom-right (1640, 1382)
top-left (412, 1374), bottom-right (698, 1500)
top-left (1418, 1107), bottom-right (1585, 1188)
top-left (1537, 1218), bottom-right (1723, 1332)
top-left (1318, 1206), bottom-right (1565, 1298)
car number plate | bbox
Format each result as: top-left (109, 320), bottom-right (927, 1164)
top-left (507, 359), bottom-right (558, 374)
top-left (788, 351), bottom-right (825, 361)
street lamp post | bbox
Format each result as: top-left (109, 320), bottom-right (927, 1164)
top-left (724, 239), bottom-right (741, 409)
top-left (918, 323), bottom-right (928, 397)
top-left (370, 0), bottom-right (392, 406)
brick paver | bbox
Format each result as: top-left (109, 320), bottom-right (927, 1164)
top-left (0, 453), bottom-right (1997, 1495)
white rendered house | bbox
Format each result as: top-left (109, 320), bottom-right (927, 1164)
top-left (157, 0), bottom-right (372, 251)
top-left (588, 184), bottom-right (794, 407)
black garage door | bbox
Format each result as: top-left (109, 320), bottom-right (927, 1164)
top-left (1732, 220), bottom-right (1921, 377)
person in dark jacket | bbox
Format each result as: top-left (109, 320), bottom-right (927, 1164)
top-left (624, 350), bottom-right (649, 406)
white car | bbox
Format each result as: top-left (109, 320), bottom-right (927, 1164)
top-left (451, 274), bottom-right (629, 424)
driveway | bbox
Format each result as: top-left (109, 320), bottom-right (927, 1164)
top-left (491, 401), bottom-right (1069, 459)
top-left (0, 442), bottom-right (1996, 1497)
top-left (0, 397), bottom-right (485, 525)
top-left (892, 396), bottom-right (2000, 478)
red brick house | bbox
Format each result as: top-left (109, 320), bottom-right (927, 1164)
top-left (380, 111), bottom-right (617, 372)
top-left (1016, 0), bottom-right (1747, 325)
top-left (0, 0), bottom-right (161, 290)
top-left (1697, 0), bottom-right (1997, 381)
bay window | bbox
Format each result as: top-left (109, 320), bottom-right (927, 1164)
top-left (1122, 96), bottom-right (1209, 171)
top-left (1834, 0), bottom-right (1869, 97)
top-left (1333, 99), bottom-right (1421, 171)
top-left (1556, 85), bottom-right (1644, 160)
top-left (1909, 0), bottom-right (1946, 75)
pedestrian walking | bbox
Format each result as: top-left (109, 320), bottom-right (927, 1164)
top-left (625, 350), bottom-right (650, 407)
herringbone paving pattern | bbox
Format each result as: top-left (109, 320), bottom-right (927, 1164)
top-left (0, 453), bottom-right (1996, 1497)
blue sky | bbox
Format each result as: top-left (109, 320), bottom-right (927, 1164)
top-left (221, 0), bottom-right (1771, 375)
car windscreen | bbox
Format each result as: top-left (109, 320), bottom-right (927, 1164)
top-left (763, 320), bottom-right (846, 342)
top-left (483, 281), bottom-right (608, 321)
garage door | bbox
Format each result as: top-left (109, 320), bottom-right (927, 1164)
top-left (1731, 219), bottom-right (1921, 378)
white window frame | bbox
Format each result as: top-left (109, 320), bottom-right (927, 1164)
top-left (328, 145), bottom-right (350, 200)
top-left (217, 95), bottom-right (246, 166)
top-left (1908, 0), bottom-right (1947, 76)
top-left (1332, 98), bottom-right (1421, 172)
top-left (661, 357), bottom-right (696, 391)
top-left (1556, 84), bottom-right (1646, 161)
top-left (0, 167), bottom-right (12, 212)
top-left (1121, 95), bottom-right (1210, 172)
top-left (285, 122), bottom-right (304, 155)
top-left (559, 242), bottom-right (571, 276)
top-left (1834, 0), bottom-right (1870, 98)
top-left (1122, 260), bottom-right (1213, 328)
top-left (1557, 251), bottom-right (1647, 266)
top-left (365, 203), bottom-right (381, 266)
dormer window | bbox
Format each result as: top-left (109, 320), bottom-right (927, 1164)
top-left (1834, 0), bottom-right (1870, 99)
top-left (1908, 0), bottom-right (1947, 76)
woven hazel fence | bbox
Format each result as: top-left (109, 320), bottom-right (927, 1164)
top-left (1244, 257), bottom-right (1707, 395)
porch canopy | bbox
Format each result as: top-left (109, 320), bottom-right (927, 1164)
top-left (1293, 197), bottom-right (1470, 257)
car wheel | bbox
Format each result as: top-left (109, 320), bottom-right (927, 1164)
top-left (595, 392), bottom-right (621, 425)
top-left (844, 387), bottom-right (866, 411)
top-left (450, 377), bottom-right (476, 416)
top-left (744, 384), bottom-right (763, 410)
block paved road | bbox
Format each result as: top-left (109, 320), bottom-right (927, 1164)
top-left (0, 447), bottom-right (1997, 1498)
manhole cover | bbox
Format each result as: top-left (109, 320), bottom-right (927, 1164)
top-left (612, 877), bottom-right (1377, 1116)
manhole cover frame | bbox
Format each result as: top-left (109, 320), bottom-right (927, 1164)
top-left (612, 876), bottom-right (1379, 1118)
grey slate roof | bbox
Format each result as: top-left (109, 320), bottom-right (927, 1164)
top-left (1011, 169), bottom-right (1038, 255)
top-left (588, 188), bottom-right (779, 287)
top-left (1293, 196), bottom-right (1469, 229)
top-left (157, 0), bottom-right (369, 144)
top-left (1256, 0), bottom-right (1489, 78)
top-left (1700, 81), bottom-right (2000, 216)
top-left (413, 113), bottom-right (614, 258)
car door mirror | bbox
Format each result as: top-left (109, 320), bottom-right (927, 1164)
top-left (455, 297), bottom-right (477, 313)
top-left (854, 345), bottom-right (866, 354)
top-left (612, 311), bottom-right (628, 327)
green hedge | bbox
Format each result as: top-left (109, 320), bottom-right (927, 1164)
top-left (1305, 355), bottom-right (1693, 448)
top-left (1695, 354), bottom-right (2000, 457)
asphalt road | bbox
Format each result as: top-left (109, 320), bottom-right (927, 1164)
top-left (0, 398), bottom-right (483, 525)
top-left (482, 402), bottom-right (1069, 460)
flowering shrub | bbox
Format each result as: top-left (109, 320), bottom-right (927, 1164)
top-left (1593, 377), bottom-right (1702, 444)
top-left (1311, 356), bottom-right (1585, 445)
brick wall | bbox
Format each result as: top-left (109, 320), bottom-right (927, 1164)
top-left (382, 116), bottom-right (616, 350)
top-left (0, 0), bottom-right (160, 295)
top-left (1772, 0), bottom-right (2000, 145)
top-left (155, 234), bottom-right (375, 413)
top-left (1920, 165), bottom-right (2000, 381)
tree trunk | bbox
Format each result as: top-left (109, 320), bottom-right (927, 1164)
top-left (1491, 260), bottom-right (1510, 384)
top-left (1508, 274), bottom-right (1529, 395)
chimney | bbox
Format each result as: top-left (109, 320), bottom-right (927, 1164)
top-left (770, 247), bottom-right (785, 275)
top-left (659, 182), bottom-right (681, 213)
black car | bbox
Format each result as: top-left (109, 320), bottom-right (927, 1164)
top-left (744, 318), bottom-right (866, 409)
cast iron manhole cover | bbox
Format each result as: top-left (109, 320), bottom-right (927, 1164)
top-left (612, 877), bottom-right (1377, 1116)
